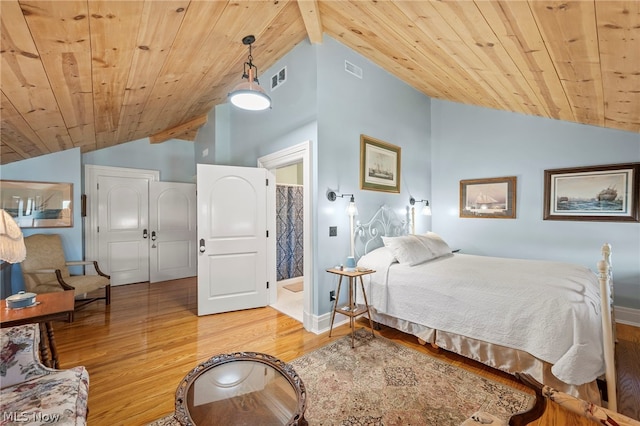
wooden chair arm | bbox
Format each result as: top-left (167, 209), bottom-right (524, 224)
top-left (92, 261), bottom-right (110, 278)
top-left (54, 269), bottom-right (76, 291)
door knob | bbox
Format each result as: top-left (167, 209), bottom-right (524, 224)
top-left (199, 239), bottom-right (206, 253)
top-left (151, 231), bottom-right (157, 241)
top-left (143, 229), bottom-right (148, 239)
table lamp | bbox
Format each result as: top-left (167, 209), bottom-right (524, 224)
top-left (1, 209), bottom-right (27, 297)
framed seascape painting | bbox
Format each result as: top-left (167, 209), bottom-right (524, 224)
top-left (460, 176), bottom-right (517, 219)
top-left (0, 180), bottom-right (73, 228)
top-left (544, 163), bottom-right (640, 222)
top-left (360, 135), bottom-right (401, 193)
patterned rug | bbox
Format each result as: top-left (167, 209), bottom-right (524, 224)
top-left (148, 329), bottom-right (533, 425)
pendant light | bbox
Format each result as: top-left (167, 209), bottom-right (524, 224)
top-left (228, 35), bottom-right (271, 111)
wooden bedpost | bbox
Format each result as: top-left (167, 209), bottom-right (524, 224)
top-left (598, 243), bottom-right (617, 412)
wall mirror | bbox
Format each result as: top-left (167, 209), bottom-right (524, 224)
top-left (0, 180), bottom-right (73, 228)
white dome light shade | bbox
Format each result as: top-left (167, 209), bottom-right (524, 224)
top-left (229, 81), bottom-right (271, 111)
top-left (228, 34), bottom-right (271, 111)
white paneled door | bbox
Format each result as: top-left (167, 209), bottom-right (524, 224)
top-left (197, 164), bottom-right (275, 316)
top-left (97, 175), bottom-right (150, 285)
top-left (89, 165), bottom-right (196, 286)
top-left (149, 182), bottom-right (197, 283)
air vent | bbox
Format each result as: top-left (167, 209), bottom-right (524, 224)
top-left (270, 66), bottom-right (287, 91)
top-left (345, 60), bottom-right (363, 79)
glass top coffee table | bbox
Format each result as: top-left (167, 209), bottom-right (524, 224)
top-left (175, 352), bottom-right (307, 426)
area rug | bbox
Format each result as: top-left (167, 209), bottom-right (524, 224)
top-left (148, 329), bottom-right (533, 425)
top-left (283, 281), bottom-right (304, 293)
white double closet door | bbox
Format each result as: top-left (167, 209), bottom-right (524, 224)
top-left (85, 166), bottom-right (196, 285)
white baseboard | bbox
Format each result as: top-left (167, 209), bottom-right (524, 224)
top-left (307, 311), bottom-right (349, 335)
top-left (615, 305), bottom-right (640, 328)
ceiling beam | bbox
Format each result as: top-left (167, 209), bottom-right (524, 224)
top-left (297, 0), bottom-right (323, 44)
top-left (148, 114), bottom-right (207, 144)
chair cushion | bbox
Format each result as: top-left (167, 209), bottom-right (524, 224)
top-left (63, 275), bottom-right (109, 294)
top-left (29, 283), bottom-right (66, 294)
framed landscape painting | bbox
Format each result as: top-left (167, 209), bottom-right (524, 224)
top-left (460, 176), bottom-right (517, 219)
top-left (544, 163), bottom-right (640, 222)
top-left (360, 135), bottom-right (401, 193)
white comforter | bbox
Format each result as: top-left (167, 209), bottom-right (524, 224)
top-left (357, 251), bottom-right (605, 385)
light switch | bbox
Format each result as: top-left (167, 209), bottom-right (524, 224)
top-left (329, 226), bottom-right (337, 237)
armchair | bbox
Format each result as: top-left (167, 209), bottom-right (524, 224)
top-left (22, 234), bottom-right (111, 310)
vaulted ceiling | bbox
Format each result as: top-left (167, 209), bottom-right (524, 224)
top-left (1, 1), bottom-right (638, 165)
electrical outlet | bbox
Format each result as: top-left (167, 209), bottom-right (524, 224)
top-left (329, 226), bottom-right (337, 237)
top-left (329, 290), bottom-right (336, 302)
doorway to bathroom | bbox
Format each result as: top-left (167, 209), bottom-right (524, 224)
top-left (258, 140), bottom-right (313, 330)
top-left (271, 162), bottom-right (304, 322)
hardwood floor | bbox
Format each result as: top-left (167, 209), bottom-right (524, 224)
top-left (50, 278), bottom-right (639, 426)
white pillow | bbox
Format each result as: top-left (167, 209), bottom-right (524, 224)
top-left (357, 246), bottom-right (397, 269)
top-left (382, 235), bottom-right (432, 266)
top-left (382, 233), bottom-right (452, 266)
top-left (415, 232), bottom-right (452, 259)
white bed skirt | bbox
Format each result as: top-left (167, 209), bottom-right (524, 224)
top-left (370, 309), bottom-right (601, 404)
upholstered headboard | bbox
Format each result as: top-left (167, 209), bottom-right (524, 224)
top-left (354, 205), bottom-right (408, 259)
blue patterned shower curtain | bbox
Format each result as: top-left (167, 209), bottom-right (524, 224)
top-left (276, 184), bottom-right (304, 281)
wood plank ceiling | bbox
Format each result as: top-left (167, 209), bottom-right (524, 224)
top-left (1, 1), bottom-right (638, 165)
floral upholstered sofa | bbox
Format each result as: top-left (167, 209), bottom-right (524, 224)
top-left (0, 324), bottom-right (89, 425)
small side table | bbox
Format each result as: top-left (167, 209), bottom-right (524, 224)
top-left (326, 268), bottom-right (376, 348)
top-left (1, 291), bottom-right (74, 368)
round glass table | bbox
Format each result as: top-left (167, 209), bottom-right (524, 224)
top-left (175, 352), bottom-right (307, 425)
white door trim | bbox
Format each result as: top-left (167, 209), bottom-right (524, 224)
top-left (84, 165), bottom-right (159, 274)
top-left (258, 140), bottom-right (316, 333)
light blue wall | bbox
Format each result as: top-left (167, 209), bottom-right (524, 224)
top-left (315, 36), bottom-right (431, 315)
top-left (228, 40), bottom-right (318, 165)
top-left (195, 40), bottom-right (317, 166)
top-left (194, 104), bottom-right (220, 165)
top-left (431, 100), bottom-right (640, 309)
top-left (0, 148), bottom-right (83, 294)
top-left (82, 138), bottom-right (196, 183)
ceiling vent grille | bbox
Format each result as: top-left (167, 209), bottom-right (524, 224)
top-left (270, 66), bottom-right (287, 91)
top-left (344, 60), bottom-right (363, 79)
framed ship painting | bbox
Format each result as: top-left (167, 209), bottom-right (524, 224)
top-left (360, 135), bottom-right (401, 193)
top-left (544, 163), bottom-right (640, 222)
top-left (460, 176), bottom-right (517, 219)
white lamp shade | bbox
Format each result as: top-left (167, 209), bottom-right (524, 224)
top-left (346, 201), bottom-right (358, 217)
top-left (421, 205), bottom-right (432, 216)
top-left (229, 81), bottom-right (271, 111)
top-left (0, 209), bottom-right (26, 263)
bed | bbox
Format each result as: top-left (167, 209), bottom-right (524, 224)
top-left (353, 205), bottom-right (617, 409)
